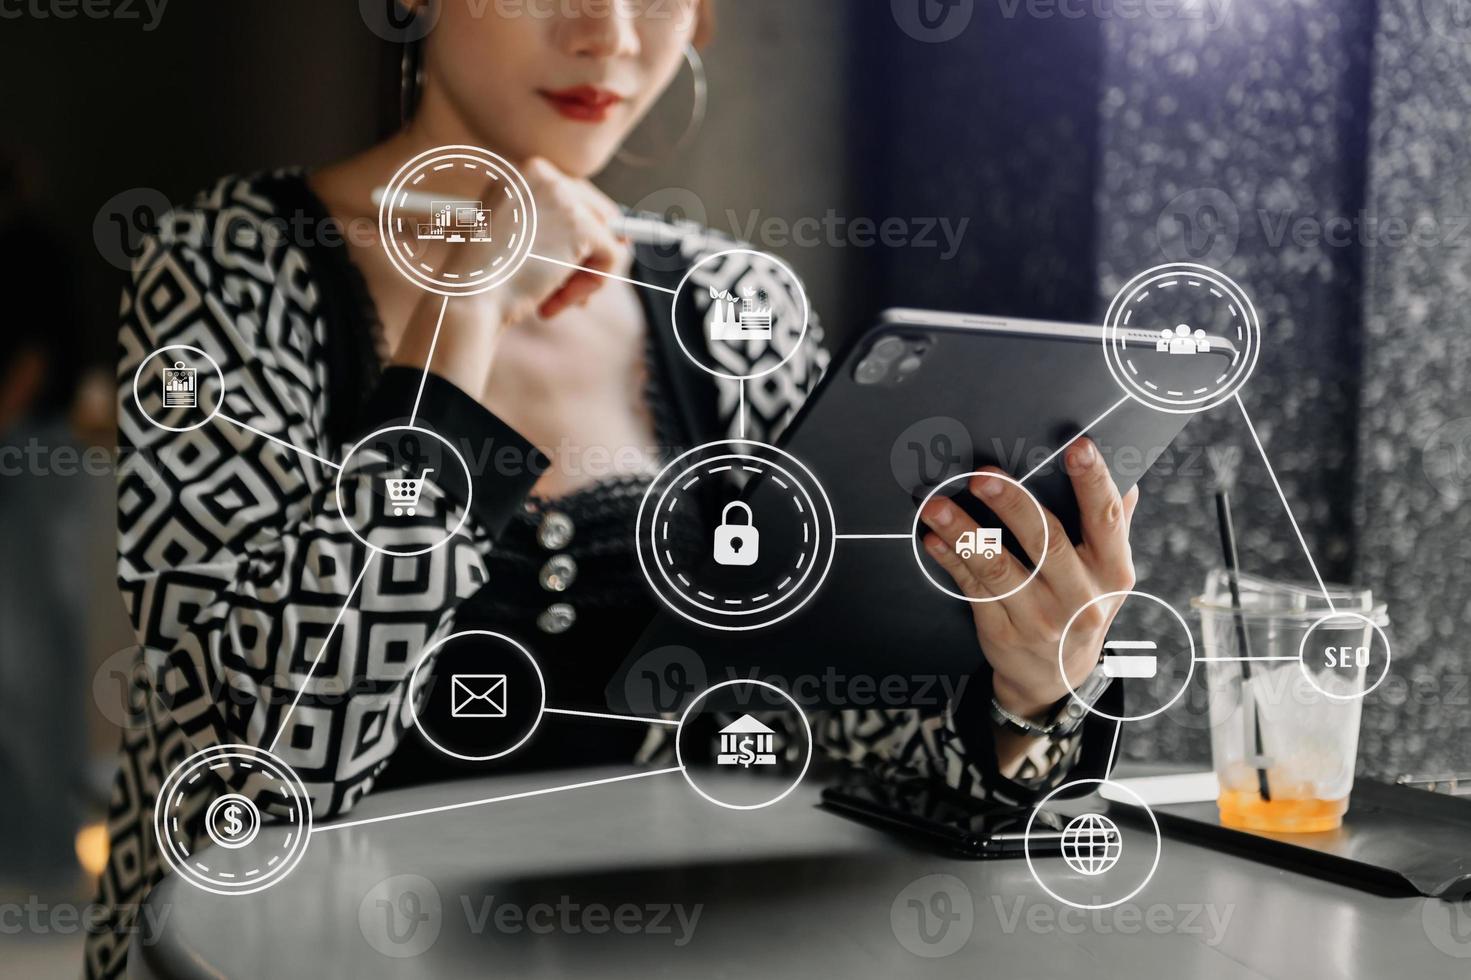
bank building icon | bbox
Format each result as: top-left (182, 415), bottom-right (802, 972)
top-left (716, 714), bottom-right (777, 767)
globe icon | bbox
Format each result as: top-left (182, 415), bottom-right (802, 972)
top-left (1061, 813), bottom-right (1123, 876)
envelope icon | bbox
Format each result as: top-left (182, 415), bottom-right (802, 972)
top-left (451, 674), bottom-right (507, 719)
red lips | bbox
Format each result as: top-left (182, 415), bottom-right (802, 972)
top-left (538, 85), bottom-right (625, 123)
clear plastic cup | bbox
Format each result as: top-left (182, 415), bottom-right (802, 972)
top-left (1192, 570), bottom-right (1388, 833)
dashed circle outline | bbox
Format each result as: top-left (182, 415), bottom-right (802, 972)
top-left (204, 793), bottom-right (261, 850)
top-left (636, 439), bottom-right (836, 632)
top-left (378, 144), bottom-right (538, 297)
top-left (131, 344), bottom-right (225, 433)
top-left (1024, 778), bottom-right (1161, 911)
top-left (651, 453), bottom-right (818, 618)
top-left (1102, 262), bottom-right (1262, 415)
top-left (1059, 589), bottom-right (1197, 723)
top-left (335, 425), bottom-right (474, 559)
top-left (406, 630), bottom-right (547, 763)
top-left (909, 471), bottom-right (1049, 604)
top-left (674, 679), bottom-right (814, 811)
top-left (669, 248), bottom-right (811, 382)
top-left (1296, 611), bottom-right (1393, 701)
top-left (153, 743), bottom-right (313, 896)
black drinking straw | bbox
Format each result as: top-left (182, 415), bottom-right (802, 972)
top-left (1214, 489), bottom-right (1272, 803)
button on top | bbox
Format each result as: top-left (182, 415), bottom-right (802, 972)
top-left (537, 603), bottom-right (576, 634)
top-left (539, 554), bottom-right (578, 593)
top-left (537, 510), bottom-right (575, 550)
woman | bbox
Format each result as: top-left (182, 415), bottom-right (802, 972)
top-left (93, 2), bottom-right (1137, 975)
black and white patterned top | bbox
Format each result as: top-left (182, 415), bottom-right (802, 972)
top-left (90, 172), bottom-right (1107, 978)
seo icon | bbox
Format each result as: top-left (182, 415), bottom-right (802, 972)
top-left (1298, 611), bottom-right (1392, 701)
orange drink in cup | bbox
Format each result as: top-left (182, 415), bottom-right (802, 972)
top-left (1193, 571), bottom-right (1388, 833)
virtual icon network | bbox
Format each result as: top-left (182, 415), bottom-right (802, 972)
top-left (450, 674), bottom-right (508, 719)
top-left (716, 714), bottom-right (778, 768)
top-left (131, 143), bottom-right (1379, 926)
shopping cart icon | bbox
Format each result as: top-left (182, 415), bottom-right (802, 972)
top-left (386, 469), bottom-right (434, 517)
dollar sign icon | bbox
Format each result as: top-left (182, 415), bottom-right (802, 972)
top-left (206, 793), bottom-right (259, 850)
top-left (736, 736), bottom-right (757, 768)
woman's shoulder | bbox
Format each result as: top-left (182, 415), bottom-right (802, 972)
top-left (624, 206), bottom-right (830, 438)
top-left (139, 170), bottom-right (319, 273)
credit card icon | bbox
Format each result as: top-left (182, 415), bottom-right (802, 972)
top-left (1102, 640), bottom-right (1158, 679)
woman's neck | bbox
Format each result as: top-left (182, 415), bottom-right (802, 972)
top-left (312, 90), bottom-right (502, 220)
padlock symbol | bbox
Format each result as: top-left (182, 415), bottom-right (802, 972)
top-left (712, 501), bottom-right (760, 566)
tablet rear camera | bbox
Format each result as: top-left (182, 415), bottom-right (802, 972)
top-left (855, 335), bottom-right (930, 386)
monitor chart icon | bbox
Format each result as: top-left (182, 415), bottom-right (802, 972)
top-left (417, 201), bottom-right (492, 243)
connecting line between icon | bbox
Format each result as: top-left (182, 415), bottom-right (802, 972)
top-left (265, 555), bottom-right (378, 755)
top-left (216, 413), bottom-right (344, 472)
top-left (409, 295), bottom-right (452, 427)
top-left (311, 766), bottom-right (685, 834)
top-left (1104, 720), bottom-right (1123, 781)
top-left (1234, 394), bottom-right (1338, 613)
top-left (1020, 395), bottom-right (1130, 486)
top-left (544, 707), bottom-right (680, 727)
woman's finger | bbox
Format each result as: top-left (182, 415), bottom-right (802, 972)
top-left (1123, 485), bottom-right (1140, 523)
top-left (922, 532), bottom-right (1017, 636)
top-left (969, 469), bottom-right (1090, 599)
top-left (1066, 439), bottom-right (1135, 589)
top-left (537, 208), bottom-right (623, 318)
top-left (920, 496), bottom-right (1037, 601)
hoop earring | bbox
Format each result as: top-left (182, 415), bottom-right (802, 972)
top-left (615, 44), bottom-right (708, 168)
top-left (399, 38), bottom-right (425, 127)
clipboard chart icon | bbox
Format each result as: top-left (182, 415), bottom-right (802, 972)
top-left (161, 361), bottom-right (197, 409)
top-left (1102, 640), bottom-right (1159, 679)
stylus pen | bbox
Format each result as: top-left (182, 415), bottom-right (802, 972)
top-left (370, 187), bottom-right (686, 246)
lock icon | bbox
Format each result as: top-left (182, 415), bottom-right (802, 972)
top-left (712, 501), bottom-right (760, 566)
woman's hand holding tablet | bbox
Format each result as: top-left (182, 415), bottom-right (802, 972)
top-left (920, 438), bottom-right (1139, 730)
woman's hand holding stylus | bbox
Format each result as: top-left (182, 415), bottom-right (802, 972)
top-left (919, 438), bottom-right (1140, 728)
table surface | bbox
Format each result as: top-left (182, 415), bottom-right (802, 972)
top-left (132, 765), bottom-right (1471, 979)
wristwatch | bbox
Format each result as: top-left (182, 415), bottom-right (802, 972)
top-left (988, 665), bottom-right (1113, 739)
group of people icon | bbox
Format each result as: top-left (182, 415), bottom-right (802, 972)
top-left (1157, 323), bottom-right (1211, 355)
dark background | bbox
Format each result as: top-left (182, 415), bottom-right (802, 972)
top-left (4, 2), bottom-right (1471, 971)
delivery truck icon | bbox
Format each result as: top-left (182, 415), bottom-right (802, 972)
top-left (955, 527), bottom-right (1003, 561)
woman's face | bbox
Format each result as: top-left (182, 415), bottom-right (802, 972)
top-left (419, 1), bottom-right (702, 176)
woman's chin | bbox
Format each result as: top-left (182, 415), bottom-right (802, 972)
top-left (536, 140), bottom-right (622, 179)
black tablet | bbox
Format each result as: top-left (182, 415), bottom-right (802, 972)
top-left (820, 769), bottom-right (1065, 859)
top-left (609, 311), bottom-right (1221, 715)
